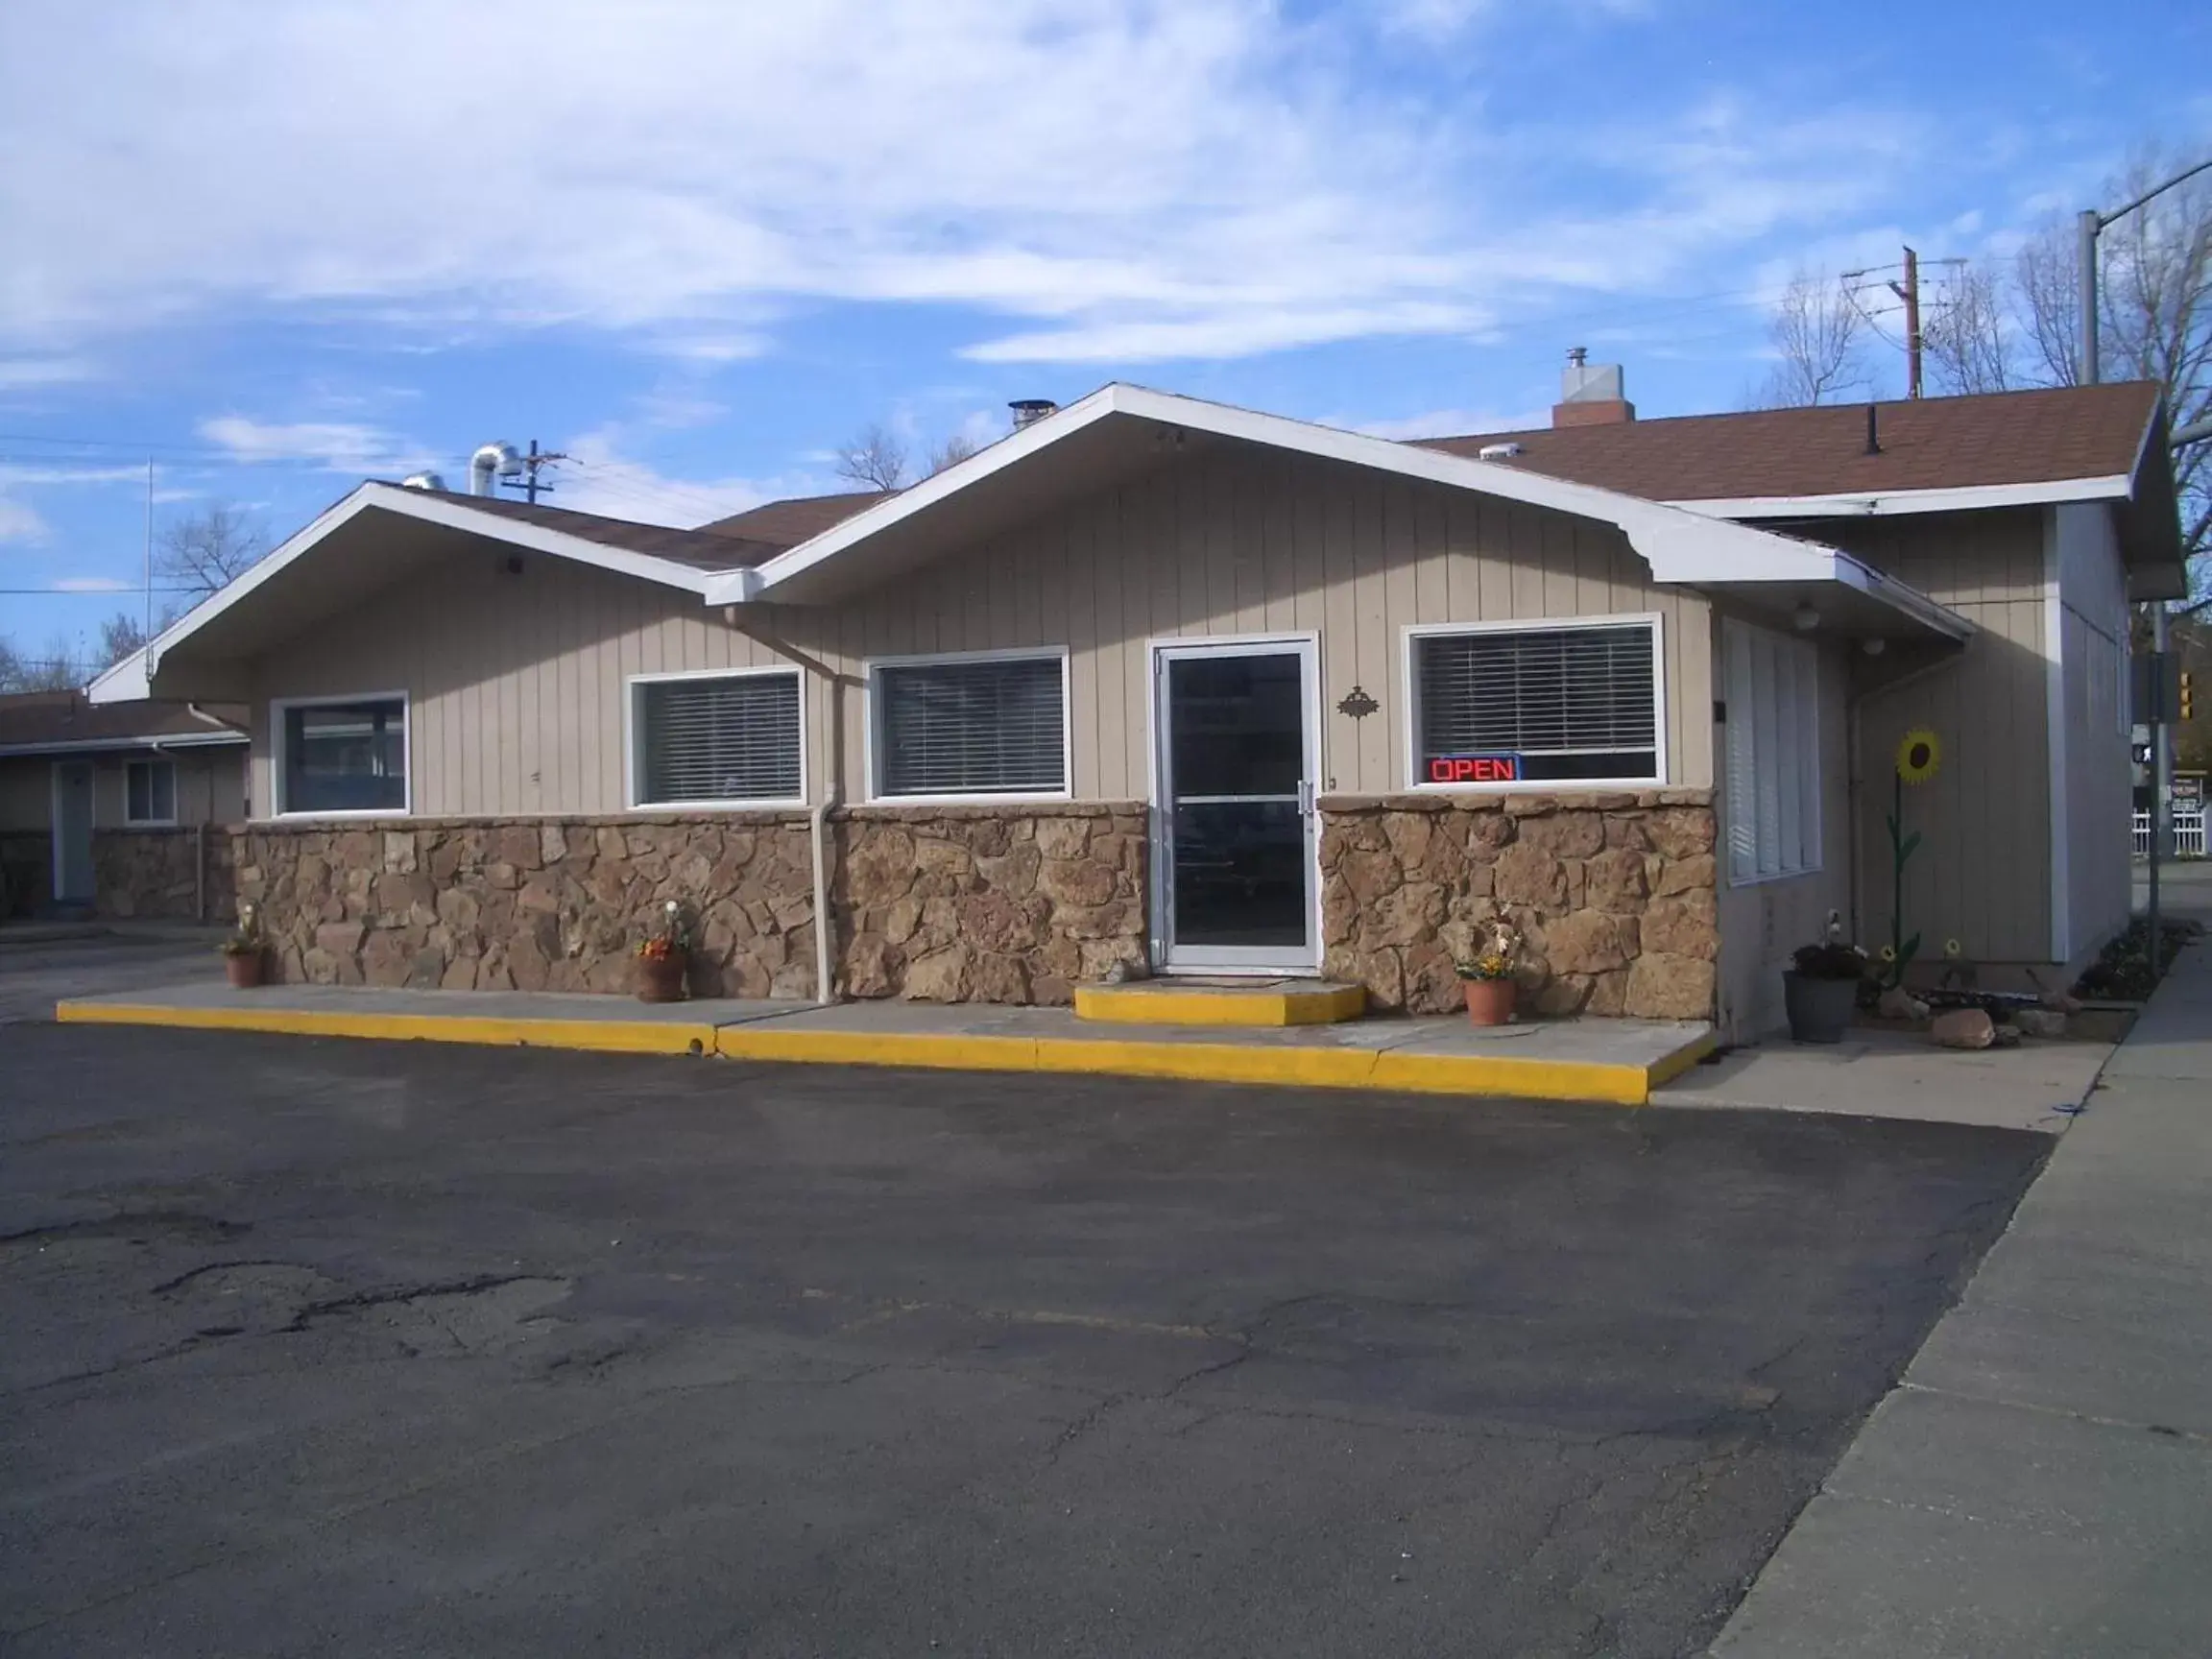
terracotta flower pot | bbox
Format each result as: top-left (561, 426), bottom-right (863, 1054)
top-left (1462, 976), bottom-right (1516, 1027)
top-left (637, 952), bottom-right (689, 1004)
top-left (224, 950), bottom-right (265, 990)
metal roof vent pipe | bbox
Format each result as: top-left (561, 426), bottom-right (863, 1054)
top-left (470, 442), bottom-right (523, 496)
top-left (1864, 403), bottom-right (1882, 456)
top-left (1009, 398), bottom-right (1058, 430)
top-left (399, 471), bottom-right (447, 492)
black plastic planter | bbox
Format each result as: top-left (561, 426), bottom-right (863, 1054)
top-left (1783, 971), bottom-right (1859, 1044)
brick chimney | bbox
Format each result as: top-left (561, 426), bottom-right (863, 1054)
top-left (1551, 347), bottom-right (1634, 428)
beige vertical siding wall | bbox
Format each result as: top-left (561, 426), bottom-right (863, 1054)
top-left (0, 745), bottom-right (247, 830)
top-left (245, 444), bottom-right (1715, 818)
top-left (1813, 509), bottom-right (2056, 966)
top-left (1711, 621), bottom-right (1853, 1039)
top-left (2055, 502), bottom-right (2133, 962)
top-left (779, 444), bottom-right (1714, 803)
top-left (248, 554), bottom-right (784, 816)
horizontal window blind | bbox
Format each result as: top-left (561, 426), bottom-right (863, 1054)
top-left (1417, 623), bottom-right (1658, 782)
top-left (878, 656), bottom-right (1065, 796)
top-left (639, 673), bottom-right (802, 804)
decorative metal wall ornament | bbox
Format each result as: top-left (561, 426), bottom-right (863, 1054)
top-left (1336, 685), bottom-right (1379, 720)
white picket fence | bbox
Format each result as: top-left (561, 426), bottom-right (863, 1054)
top-left (2134, 809), bottom-right (2208, 858)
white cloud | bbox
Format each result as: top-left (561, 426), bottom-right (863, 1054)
top-left (0, 496), bottom-right (49, 542)
top-left (51, 575), bottom-right (135, 592)
top-left (0, 1), bottom-right (1920, 367)
top-left (551, 425), bottom-right (827, 526)
top-left (0, 356), bottom-right (96, 392)
top-left (196, 416), bottom-right (437, 476)
top-left (0, 460), bottom-right (148, 488)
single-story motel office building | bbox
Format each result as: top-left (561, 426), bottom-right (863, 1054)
top-left (89, 376), bottom-right (2186, 1042)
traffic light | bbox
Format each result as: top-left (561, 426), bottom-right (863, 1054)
top-left (2184, 671), bottom-right (2197, 723)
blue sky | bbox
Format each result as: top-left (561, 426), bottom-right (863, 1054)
top-left (1, 0), bottom-right (2205, 666)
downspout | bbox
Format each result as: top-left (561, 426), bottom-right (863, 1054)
top-left (720, 607), bottom-right (855, 1006)
top-left (809, 675), bottom-right (845, 1007)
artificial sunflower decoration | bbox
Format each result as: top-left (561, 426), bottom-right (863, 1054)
top-left (1896, 729), bottom-right (1942, 784)
top-left (1880, 726), bottom-right (1943, 990)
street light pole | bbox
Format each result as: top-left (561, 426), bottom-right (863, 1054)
top-left (2081, 155), bottom-right (2212, 959)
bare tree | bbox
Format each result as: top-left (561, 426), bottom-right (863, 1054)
top-left (156, 501), bottom-right (269, 597)
top-left (1923, 263), bottom-right (2017, 396)
top-left (2014, 225), bottom-right (2085, 389)
top-left (98, 612), bottom-right (148, 668)
top-left (834, 424), bottom-right (909, 492)
top-left (926, 432), bottom-right (981, 476)
top-left (1754, 270), bottom-right (1870, 407)
top-left (0, 638), bottom-right (26, 694)
top-left (14, 633), bottom-right (85, 691)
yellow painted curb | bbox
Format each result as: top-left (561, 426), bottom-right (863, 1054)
top-left (718, 1022), bottom-right (1710, 1106)
top-left (54, 999), bottom-right (718, 1057)
top-left (1073, 981), bottom-right (1367, 1027)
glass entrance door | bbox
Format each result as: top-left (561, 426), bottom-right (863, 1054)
top-left (1153, 640), bottom-right (1318, 973)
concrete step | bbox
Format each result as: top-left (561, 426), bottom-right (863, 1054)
top-left (1072, 977), bottom-right (1367, 1027)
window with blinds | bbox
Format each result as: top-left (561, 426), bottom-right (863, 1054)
top-left (874, 654), bottom-right (1067, 798)
top-left (1413, 620), bottom-right (1661, 785)
top-left (1721, 619), bottom-right (1820, 883)
top-left (635, 672), bottom-right (803, 805)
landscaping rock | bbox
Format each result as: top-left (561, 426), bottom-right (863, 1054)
top-left (1877, 986), bottom-right (1931, 1022)
top-left (1931, 1008), bottom-right (1996, 1049)
top-left (2013, 1008), bottom-right (2069, 1040)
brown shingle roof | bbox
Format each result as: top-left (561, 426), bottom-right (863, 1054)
top-left (699, 491), bottom-right (890, 547)
top-left (0, 691), bottom-right (247, 754)
top-left (1418, 381), bottom-right (2162, 503)
top-left (407, 490), bottom-right (767, 573)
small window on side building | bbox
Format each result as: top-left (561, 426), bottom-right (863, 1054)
top-left (125, 758), bottom-right (176, 825)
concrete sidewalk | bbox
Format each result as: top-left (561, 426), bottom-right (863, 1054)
top-left (1712, 913), bottom-right (2212, 1655)
top-left (55, 979), bottom-right (1716, 1105)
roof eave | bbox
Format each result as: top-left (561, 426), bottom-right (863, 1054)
top-left (91, 483), bottom-right (723, 706)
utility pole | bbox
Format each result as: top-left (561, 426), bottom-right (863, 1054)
top-left (1887, 247), bottom-right (1923, 399)
top-left (500, 439), bottom-right (570, 506)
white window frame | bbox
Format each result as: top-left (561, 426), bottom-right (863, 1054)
top-left (623, 665), bottom-right (809, 811)
top-left (269, 690), bottom-right (412, 819)
top-left (123, 757), bottom-right (179, 827)
top-left (1721, 619), bottom-right (1822, 886)
top-left (863, 645), bottom-right (1074, 805)
top-left (1401, 613), bottom-right (1669, 793)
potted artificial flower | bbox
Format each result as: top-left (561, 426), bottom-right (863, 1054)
top-left (635, 900), bottom-right (692, 1003)
top-left (220, 903), bottom-right (267, 990)
top-left (1785, 909), bottom-right (1866, 1044)
top-left (1455, 921), bottom-right (1523, 1027)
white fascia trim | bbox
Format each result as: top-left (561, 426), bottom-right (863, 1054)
top-left (0, 731), bottom-right (249, 758)
top-left (1827, 552), bottom-right (1978, 642)
top-left (90, 483), bottom-right (717, 706)
top-left (1671, 475), bottom-right (2134, 521)
top-left (713, 383), bottom-right (1859, 607)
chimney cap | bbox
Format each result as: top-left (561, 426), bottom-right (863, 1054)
top-left (1009, 398), bottom-right (1058, 429)
top-left (1567, 346), bottom-right (1588, 368)
top-left (1477, 442), bottom-right (1525, 461)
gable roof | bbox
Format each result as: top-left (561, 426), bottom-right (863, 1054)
top-left (0, 690), bottom-right (246, 756)
top-left (90, 482), bottom-right (751, 704)
top-left (709, 383), bottom-right (1970, 642)
top-left (1420, 381), bottom-right (2163, 506)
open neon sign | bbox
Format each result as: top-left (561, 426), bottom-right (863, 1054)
top-left (1428, 754), bottom-right (1521, 784)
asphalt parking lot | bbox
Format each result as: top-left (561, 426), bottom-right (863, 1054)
top-left (1, 1024), bottom-right (2047, 1657)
